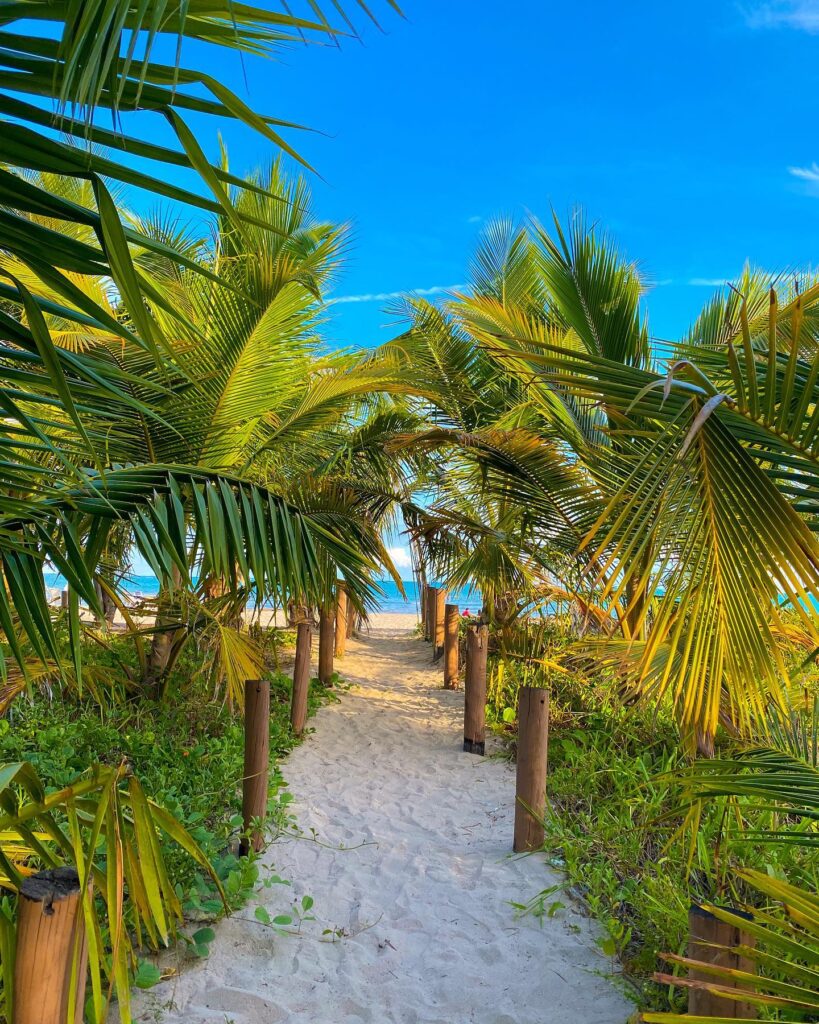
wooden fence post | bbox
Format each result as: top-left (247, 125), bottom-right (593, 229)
top-left (688, 906), bottom-right (757, 1018)
top-left (433, 588), bottom-right (446, 661)
top-left (291, 620), bottom-right (312, 737)
top-left (334, 586), bottom-right (348, 658)
top-left (60, 589), bottom-right (69, 610)
top-left (444, 603), bottom-right (460, 689)
top-left (463, 624), bottom-right (488, 754)
top-left (240, 677), bottom-right (270, 856)
top-left (13, 867), bottom-right (88, 1024)
top-left (423, 584), bottom-right (434, 642)
top-left (513, 686), bottom-right (549, 852)
top-left (318, 606), bottom-right (334, 685)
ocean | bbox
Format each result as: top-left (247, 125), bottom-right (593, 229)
top-left (43, 574), bottom-right (481, 616)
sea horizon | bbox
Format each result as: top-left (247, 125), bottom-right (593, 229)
top-left (43, 573), bottom-right (482, 616)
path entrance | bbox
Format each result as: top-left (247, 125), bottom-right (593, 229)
top-left (133, 624), bottom-right (633, 1024)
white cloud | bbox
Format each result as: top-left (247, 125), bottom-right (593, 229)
top-left (688, 277), bottom-right (729, 286)
top-left (743, 1), bottom-right (819, 31)
top-left (387, 545), bottom-right (413, 571)
top-left (466, 215), bottom-right (483, 224)
top-left (333, 283), bottom-right (465, 304)
top-left (789, 162), bottom-right (819, 181)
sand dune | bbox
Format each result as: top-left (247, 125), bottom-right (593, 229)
top-left (129, 619), bottom-right (633, 1024)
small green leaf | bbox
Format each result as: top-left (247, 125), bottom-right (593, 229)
top-left (134, 961), bottom-right (162, 990)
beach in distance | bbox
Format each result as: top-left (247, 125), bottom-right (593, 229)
top-left (43, 574), bottom-right (482, 617)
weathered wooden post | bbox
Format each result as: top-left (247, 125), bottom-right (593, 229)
top-left (513, 686), bottom-right (549, 852)
top-left (443, 603), bottom-right (460, 689)
top-left (687, 907), bottom-right (757, 1018)
top-left (291, 619), bottom-right (312, 737)
top-left (318, 606), bottom-right (334, 685)
top-left (433, 588), bottom-right (446, 661)
top-left (463, 624), bottom-right (488, 754)
top-left (240, 678), bottom-right (270, 856)
top-left (334, 586), bottom-right (348, 658)
top-left (60, 589), bottom-right (69, 610)
top-left (14, 867), bottom-right (88, 1024)
top-left (423, 584), bottom-right (434, 641)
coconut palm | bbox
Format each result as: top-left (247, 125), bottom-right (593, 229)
top-left (0, 1), bottom-right (404, 678)
top-left (378, 216), bottom-right (642, 629)
top-left (388, 214), bottom-right (819, 753)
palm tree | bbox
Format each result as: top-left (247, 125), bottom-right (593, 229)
top-left (0, 0), bottom-right (404, 678)
top-left (382, 213), bottom-right (819, 754)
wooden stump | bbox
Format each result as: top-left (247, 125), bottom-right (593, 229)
top-left (334, 587), bottom-right (348, 658)
top-left (318, 607), bottom-right (334, 686)
top-left (688, 906), bottom-right (757, 1018)
top-left (513, 686), bottom-right (549, 852)
top-left (14, 867), bottom-right (88, 1024)
top-left (443, 604), bottom-right (460, 689)
top-left (240, 678), bottom-right (270, 856)
top-left (60, 589), bottom-right (69, 610)
top-left (433, 588), bottom-right (446, 661)
top-left (291, 621), bottom-right (312, 737)
top-left (463, 624), bottom-right (488, 754)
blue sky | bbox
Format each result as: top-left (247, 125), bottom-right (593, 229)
top-left (169, 0), bottom-right (819, 350)
top-left (93, 0), bottom-right (819, 577)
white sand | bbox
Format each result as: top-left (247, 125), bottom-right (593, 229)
top-left (130, 618), bottom-right (634, 1024)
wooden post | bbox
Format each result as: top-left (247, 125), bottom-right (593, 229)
top-left (423, 584), bottom-right (434, 642)
top-left (14, 867), bottom-right (88, 1024)
top-left (291, 620), bottom-right (312, 737)
top-left (443, 603), bottom-right (460, 689)
top-left (346, 608), bottom-right (355, 639)
top-left (60, 589), bottom-right (69, 610)
top-left (427, 585), bottom-right (442, 647)
top-left (334, 586), bottom-right (348, 658)
top-left (240, 678), bottom-right (270, 856)
top-left (688, 906), bottom-right (757, 1018)
top-left (433, 588), bottom-right (446, 661)
top-left (463, 624), bottom-right (488, 754)
top-left (513, 686), bottom-right (549, 852)
top-left (318, 606), bottom-right (334, 685)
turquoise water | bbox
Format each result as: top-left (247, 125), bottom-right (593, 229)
top-left (43, 574), bottom-right (480, 615)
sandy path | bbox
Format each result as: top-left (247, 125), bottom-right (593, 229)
top-left (133, 619), bottom-right (633, 1024)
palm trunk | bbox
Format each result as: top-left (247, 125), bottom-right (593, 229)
top-left (144, 564), bottom-right (182, 700)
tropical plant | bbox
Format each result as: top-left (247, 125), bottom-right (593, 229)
top-left (642, 703), bottom-right (819, 1020)
top-left (0, 760), bottom-right (222, 1023)
top-left (384, 214), bottom-right (819, 754)
top-left (0, 0), bottom-right (404, 683)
